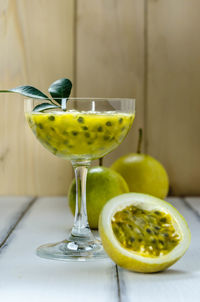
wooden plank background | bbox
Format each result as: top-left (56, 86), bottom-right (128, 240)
top-left (0, 0), bottom-right (199, 195)
top-left (146, 0), bottom-right (200, 196)
top-left (76, 0), bottom-right (145, 168)
top-left (76, 0), bottom-right (200, 195)
top-left (0, 0), bottom-right (74, 195)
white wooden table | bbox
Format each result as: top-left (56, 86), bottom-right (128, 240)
top-left (0, 196), bottom-right (199, 302)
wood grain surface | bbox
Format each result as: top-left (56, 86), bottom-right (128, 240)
top-left (0, 196), bottom-right (34, 246)
top-left (0, 0), bottom-right (74, 195)
top-left (0, 0), bottom-right (199, 195)
top-left (0, 197), bottom-right (117, 302)
top-left (146, 0), bottom-right (200, 195)
top-left (76, 0), bottom-right (145, 166)
top-left (0, 196), bottom-right (198, 301)
top-left (76, 0), bottom-right (200, 195)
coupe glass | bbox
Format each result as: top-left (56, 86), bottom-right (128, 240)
top-left (25, 98), bottom-right (135, 261)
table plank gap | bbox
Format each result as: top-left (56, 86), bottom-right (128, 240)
top-left (0, 196), bottom-right (37, 251)
top-left (117, 265), bottom-right (131, 302)
top-left (115, 265), bottom-right (122, 302)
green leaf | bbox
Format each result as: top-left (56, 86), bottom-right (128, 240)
top-left (48, 78), bottom-right (72, 104)
top-left (0, 86), bottom-right (51, 100)
top-left (33, 103), bottom-right (60, 112)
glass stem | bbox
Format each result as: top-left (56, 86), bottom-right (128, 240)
top-left (70, 162), bottom-right (93, 240)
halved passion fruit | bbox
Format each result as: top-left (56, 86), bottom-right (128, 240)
top-left (99, 193), bottom-right (191, 273)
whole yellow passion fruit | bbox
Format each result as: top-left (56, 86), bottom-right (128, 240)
top-left (111, 129), bottom-right (169, 199)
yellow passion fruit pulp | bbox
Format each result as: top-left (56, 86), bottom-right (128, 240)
top-left (112, 205), bottom-right (180, 257)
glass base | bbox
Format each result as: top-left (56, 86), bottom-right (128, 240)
top-left (36, 237), bottom-right (107, 261)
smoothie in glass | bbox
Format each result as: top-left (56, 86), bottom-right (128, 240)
top-left (26, 110), bottom-right (135, 161)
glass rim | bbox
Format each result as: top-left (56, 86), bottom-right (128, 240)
top-left (24, 97), bottom-right (135, 102)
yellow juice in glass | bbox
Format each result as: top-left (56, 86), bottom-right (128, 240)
top-left (26, 110), bottom-right (135, 161)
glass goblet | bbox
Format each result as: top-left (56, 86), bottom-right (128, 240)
top-left (25, 98), bottom-right (135, 261)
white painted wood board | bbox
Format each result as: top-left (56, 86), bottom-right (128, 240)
top-left (0, 196), bottom-right (33, 245)
top-left (0, 197), bottom-right (117, 302)
top-left (185, 197), bottom-right (200, 216)
top-left (0, 197), bottom-right (199, 301)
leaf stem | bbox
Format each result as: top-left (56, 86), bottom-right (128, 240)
top-left (61, 98), bottom-right (67, 111)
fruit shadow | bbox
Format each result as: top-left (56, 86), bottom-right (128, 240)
top-left (119, 263), bottom-right (196, 281)
top-left (160, 269), bottom-right (189, 276)
top-left (120, 268), bottom-right (195, 283)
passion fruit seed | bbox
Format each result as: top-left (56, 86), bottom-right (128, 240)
top-left (38, 123), bottom-right (43, 129)
top-left (98, 126), bottom-right (103, 132)
top-left (160, 217), bottom-right (167, 223)
top-left (85, 132), bottom-right (90, 138)
top-left (72, 131), bottom-right (78, 136)
top-left (119, 118), bottom-right (123, 124)
top-left (146, 228), bottom-right (152, 234)
top-left (48, 115), bottom-right (55, 121)
top-left (112, 205), bottom-right (181, 257)
top-left (82, 126), bottom-right (88, 131)
top-left (77, 116), bottom-right (84, 123)
top-left (106, 121), bottom-right (112, 126)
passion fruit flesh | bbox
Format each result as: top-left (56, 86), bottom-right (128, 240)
top-left (99, 193), bottom-right (191, 273)
top-left (112, 206), bottom-right (180, 257)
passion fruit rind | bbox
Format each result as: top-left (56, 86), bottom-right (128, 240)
top-left (99, 193), bottom-right (191, 273)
